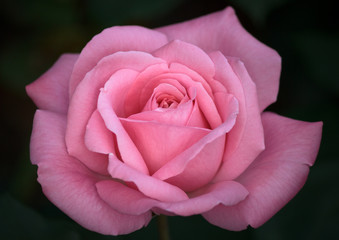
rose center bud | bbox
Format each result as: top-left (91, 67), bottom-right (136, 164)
top-left (147, 82), bottom-right (186, 111)
top-left (157, 94), bottom-right (179, 109)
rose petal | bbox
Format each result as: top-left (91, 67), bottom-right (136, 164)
top-left (98, 83), bottom-right (149, 174)
top-left (186, 96), bottom-right (210, 128)
top-left (157, 7), bottom-right (281, 111)
top-left (96, 180), bottom-right (248, 216)
top-left (212, 90), bottom-right (235, 123)
top-left (143, 82), bottom-right (186, 111)
top-left (128, 99), bottom-right (194, 126)
top-left (120, 118), bottom-right (210, 174)
top-left (203, 112), bottom-right (323, 230)
top-left (125, 64), bottom-right (222, 128)
top-left (164, 134), bottom-right (225, 192)
top-left (101, 68), bottom-right (140, 117)
top-left (210, 52), bottom-right (264, 181)
top-left (131, 85), bottom-right (208, 129)
top-left (69, 26), bottom-right (168, 95)
top-left (30, 110), bottom-right (151, 235)
top-left (66, 52), bottom-right (163, 174)
top-left (26, 54), bottom-right (78, 114)
top-left (153, 95), bottom-right (239, 191)
top-left (153, 40), bottom-right (215, 81)
top-left (124, 63), bottom-right (175, 116)
top-left (85, 110), bottom-right (115, 154)
top-left (159, 73), bottom-right (222, 129)
top-left (108, 154), bottom-right (189, 202)
top-left (168, 62), bottom-right (214, 97)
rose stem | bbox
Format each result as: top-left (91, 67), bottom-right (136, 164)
top-left (157, 215), bottom-right (170, 240)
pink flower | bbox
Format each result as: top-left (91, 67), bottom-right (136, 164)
top-left (26, 7), bottom-right (322, 235)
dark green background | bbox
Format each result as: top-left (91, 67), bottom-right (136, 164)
top-left (1, 0), bottom-right (338, 239)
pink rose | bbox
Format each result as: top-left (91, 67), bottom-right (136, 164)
top-left (26, 7), bottom-right (322, 235)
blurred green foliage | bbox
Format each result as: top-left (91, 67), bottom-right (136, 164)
top-left (1, 0), bottom-right (338, 239)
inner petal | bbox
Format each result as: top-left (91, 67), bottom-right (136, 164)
top-left (120, 118), bottom-right (210, 174)
top-left (129, 98), bottom-right (194, 126)
top-left (152, 40), bottom-right (216, 81)
top-left (124, 63), bottom-right (170, 116)
top-left (85, 110), bottom-right (115, 154)
top-left (134, 71), bottom-right (222, 129)
top-left (151, 83), bottom-right (185, 110)
top-left (129, 85), bottom-right (209, 129)
top-left (152, 95), bottom-right (239, 191)
top-left (158, 95), bottom-right (178, 108)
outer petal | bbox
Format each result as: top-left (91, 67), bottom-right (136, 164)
top-left (96, 180), bottom-right (248, 216)
top-left (157, 7), bottom-right (281, 111)
top-left (203, 112), bottom-right (322, 230)
top-left (26, 54), bottom-right (78, 114)
top-left (211, 53), bottom-right (264, 181)
top-left (30, 110), bottom-right (151, 235)
top-left (69, 26), bottom-right (168, 95)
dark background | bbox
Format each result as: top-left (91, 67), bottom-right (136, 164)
top-left (1, 0), bottom-right (338, 239)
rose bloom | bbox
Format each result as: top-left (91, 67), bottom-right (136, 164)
top-left (26, 7), bottom-right (322, 235)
